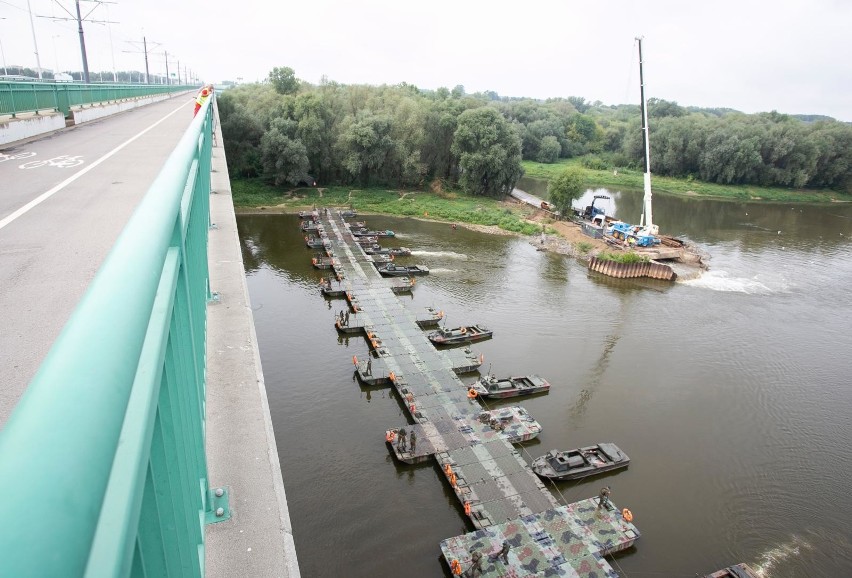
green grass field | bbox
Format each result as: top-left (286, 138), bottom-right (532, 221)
top-left (522, 158), bottom-right (846, 203)
top-left (232, 179), bottom-right (545, 235)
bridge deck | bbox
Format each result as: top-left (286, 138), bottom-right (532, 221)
top-left (308, 211), bottom-right (639, 577)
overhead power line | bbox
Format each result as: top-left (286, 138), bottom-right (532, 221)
top-left (38, 1), bottom-right (117, 83)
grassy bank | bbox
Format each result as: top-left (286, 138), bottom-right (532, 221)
top-left (522, 158), bottom-right (846, 203)
top-left (232, 179), bottom-right (545, 235)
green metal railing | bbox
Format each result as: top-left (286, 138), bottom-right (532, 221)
top-left (0, 97), bottom-right (218, 577)
top-left (0, 81), bottom-right (198, 118)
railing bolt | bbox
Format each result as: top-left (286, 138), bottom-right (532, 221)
top-left (215, 488), bottom-right (224, 497)
top-left (215, 507), bottom-right (225, 517)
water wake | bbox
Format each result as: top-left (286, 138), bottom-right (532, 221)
top-left (751, 534), bottom-right (813, 577)
top-left (681, 270), bottom-right (775, 294)
top-left (410, 250), bottom-right (468, 260)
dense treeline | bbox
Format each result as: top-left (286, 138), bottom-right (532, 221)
top-left (218, 69), bottom-right (852, 196)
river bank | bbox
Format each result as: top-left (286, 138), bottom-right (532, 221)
top-left (522, 158), bottom-right (849, 203)
top-left (232, 180), bottom-right (547, 235)
top-left (232, 179), bottom-right (704, 274)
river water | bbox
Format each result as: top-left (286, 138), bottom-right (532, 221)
top-left (237, 188), bottom-right (852, 578)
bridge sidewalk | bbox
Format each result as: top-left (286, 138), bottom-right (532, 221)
top-left (204, 106), bottom-right (300, 577)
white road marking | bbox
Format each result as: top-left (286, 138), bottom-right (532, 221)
top-left (0, 101), bottom-right (188, 232)
top-left (0, 151), bottom-right (36, 162)
top-left (19, 155), bottom-right (85, 169)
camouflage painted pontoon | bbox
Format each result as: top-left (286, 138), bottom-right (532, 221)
top-left (301, 209), bottom-right (641, 577)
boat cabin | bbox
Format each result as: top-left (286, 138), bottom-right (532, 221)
top-left (550, 452), bottom-right (585, 472)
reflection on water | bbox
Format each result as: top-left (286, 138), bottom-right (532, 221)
top-left (238, 197), bottom-right (852, 577)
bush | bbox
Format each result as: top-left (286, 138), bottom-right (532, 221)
top-left (597, 251), bottom-right (649, 264)
top-left (581, 156), bottom-right (611, 170)
top-left (609, 152), bottom-right (630, 168)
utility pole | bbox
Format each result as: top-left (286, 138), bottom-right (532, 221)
top-left (124, 36), bottom-right (158, 84)
top-left (40, 1), bottom-right (116, 84)
top-left (105, 3), bottom-right (116, 82)
top-left (0, 17), bottom-right (8, 76)
top-left (143, 37), bottom-right (149, 83)
top-left (164, 51), bottom-right (169, 85)
top-left (75, 1), bottom-right (90, 83)
top-left (26, 0), bottom-right (43, 78)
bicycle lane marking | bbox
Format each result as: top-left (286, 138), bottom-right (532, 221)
top-left (0, 100), bottom-right (188, 233)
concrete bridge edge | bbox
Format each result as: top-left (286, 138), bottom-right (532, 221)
top-left (205, 104), bottom-right (301, 577)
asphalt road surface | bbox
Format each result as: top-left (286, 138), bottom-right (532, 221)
top-left (0, 95), bottom-right (196, 427)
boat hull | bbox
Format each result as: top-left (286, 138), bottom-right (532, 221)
top-left (475, 375), bottom-right (551, 399)
top-left (377, 265), bottom-right (429, 277)
top-left (704, 564), bottom-right (760, 578)
top-left (430, 333), bottom-right (491, 345)
top-left (532, 444), bottom-right (630, 481)
top-left (428, 325), bottom-right (492, 346)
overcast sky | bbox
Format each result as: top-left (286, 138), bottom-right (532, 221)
top-left (2, 0), bottom-right (850, 120)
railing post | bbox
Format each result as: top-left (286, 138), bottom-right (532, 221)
top-left (7, 83), bottom-right (17, 118)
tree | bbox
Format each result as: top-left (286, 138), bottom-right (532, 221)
top-left (537, 136), bottom-right (561, 163)
top-left (336, 111), bottom-right (395, 185)
top-left (567, 96), bottom-right (589, 113)
top-left (648, 98), bottom-right (686, 118)
top-left (268, 67), bottom-right (299, 95)
top-left (548, 168), bottom-right (585, 215)
top-left (220, 108), bottom-right (264, 178)
top-left (260, 118), bottom-right (310, 185)
top-left (451, 107), bottom-right (523, 198)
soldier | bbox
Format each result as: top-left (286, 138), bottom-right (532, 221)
top-left (597, 486), bottom-right (611, 509)
top-left (464, 549), bottom-right (483, 577)
top-left (490, 541), bottom-right (510, 564)
top-left (397, 428), bottom-right (408, 452)
top-left (409, 430), bottom-right (417, 453)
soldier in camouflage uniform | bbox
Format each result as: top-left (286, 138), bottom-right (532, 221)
top-left (597, 486), bottom-right (611, 509)
top-left (464, 549), bottom-right (483, 577)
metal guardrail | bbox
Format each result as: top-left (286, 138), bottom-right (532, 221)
top-left (0, 98), bottom-right (217, 577)
top-left (0, 81), bottom-right (198, 118)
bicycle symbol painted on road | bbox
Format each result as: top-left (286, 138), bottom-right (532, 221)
top-left (0, 151), bottom-right (37, 163)
top-left (19, 155), bottom-right (85, 169)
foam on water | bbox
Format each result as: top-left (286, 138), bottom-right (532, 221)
top-left (681, 270), bottom-right (777, 294)
top-left (410, 250), bottom-right (468, 260)
top-left (427, 268), bottom-right (458, 274)
top-left (751, 534), bottom-right (813, 577)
